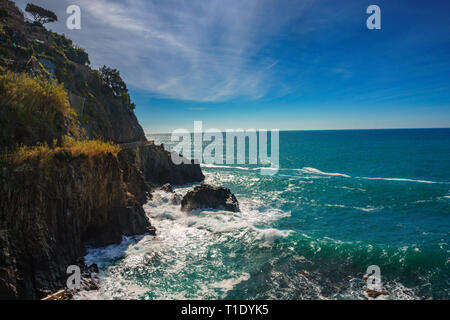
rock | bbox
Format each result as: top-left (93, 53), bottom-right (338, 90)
top-left (148, 226), bottom-right (157, 236)
top-left (160, 183), bottom-right (174, 193)
top-left (170, 193), bottom-right (182, 205)
top-left (295, 256), bottom-right (307, 262)
top-left (0, 153), bottom-right (153, 299)
top-left (81, 277), bottom-right (100, 291)
top-left (143, 251), bottom-right (162, 265)
top-left (120, 144), bottom-right (204, 186)
top-left (181, 184), bottom-right (240, 212)
top-left (365, 288), bottom-right (389, 299)
top-left (0, 0), bottom-right (204, 300)
top-left (88, 264), bottom-right (99, 274)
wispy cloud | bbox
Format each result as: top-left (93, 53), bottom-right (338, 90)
top-left (266, 60), bottom-right (279, 70)
top-left (16, 0), bottom-right (311, 102)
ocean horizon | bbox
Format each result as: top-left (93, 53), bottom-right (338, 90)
top-left (147, 128), bottom-right (450, 135)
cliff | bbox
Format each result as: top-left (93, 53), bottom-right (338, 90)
top-left (120, 143), bottom-right (205, 186)
top-left (0, 0), bottom-right (146, 145)
top-left (0, 151), bottom-right (153, 299)
top-left (0, 1), bottom-right (204, 300)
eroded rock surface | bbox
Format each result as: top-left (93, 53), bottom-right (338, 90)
top-left (181, 184), bottom-right (240, 212)
top-left (0, 153), bottom-right (152, 299)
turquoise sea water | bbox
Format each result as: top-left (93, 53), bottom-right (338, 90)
top-left (77, 129), bottom-right (450, 300)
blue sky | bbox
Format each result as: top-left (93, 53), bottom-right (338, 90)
top-left (15, 0), bottom-right (450, 133)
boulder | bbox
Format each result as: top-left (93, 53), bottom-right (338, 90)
top-left (159, 183), bottom-right (174, 193)
top-left (170, 193), bottom-right (182, 205)
top-left (364, 288), bottom-right (389, 299)
top-left (181, 184), bottom-right (239, 212)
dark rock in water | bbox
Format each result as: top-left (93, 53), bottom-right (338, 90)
top-left (88, 264), bottom-right (99, 274)
top-left (143, 251), bottom-right (162, 265)
top-left (364, 288), bottom-right (389, 299)
top-left (159, 183), bottom-right (174, 193)
top-left (148, 226), bottom-right (157, 236)
top-left (181, 184), bottom-right (240, 212)
top-left (170, 193), bottom-right (182, 205)
top-left (158, 183), bottom-right (183, 205)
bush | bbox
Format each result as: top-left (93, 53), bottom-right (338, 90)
top-left (98, 66), bottom-right (136, 111)
top-left (0, 72), bottom-right (74, 119)
top-left (65, 46), bottom-right (90, 65)
top-left (0, 72), bottom-right (83, 149)
top-left (60, 136), bottom-right (120, 158)
top-left (99, 66), bottom-right (127, 96)
top-left (1, 136), bottom-right (120, 166)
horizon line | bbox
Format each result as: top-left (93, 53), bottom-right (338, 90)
top-left (144, 127), bottom-right (450, 135)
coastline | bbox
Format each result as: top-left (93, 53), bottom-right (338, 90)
top-left (1, 0), bottom-right (449, 301)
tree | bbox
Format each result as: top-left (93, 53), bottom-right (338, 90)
top-left (99, 66), bottom-right (135, 111)
top-left (99, 66), bottom-right (127, 97)
top-left (25, 3), bottom-right (58, 25)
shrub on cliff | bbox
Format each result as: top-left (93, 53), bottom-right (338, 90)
top-left (99, 66), bottom-right (135, 111)
top-left (0, 72), bottom-right (82, 149)
top-left (99, 66), bottom-right (127, 96)
top-left (60, 136), bottom-right (120, 158)
top-left (65, 46), bottom-right (90, 66)
top-left (0, 71), bottom-right (74, 119)
top-left (1, 136), bottom-right (120, 166)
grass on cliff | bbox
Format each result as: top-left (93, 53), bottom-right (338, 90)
top-left (0, 72), bottom-right (75, 117)
top-left (1, 136), bottom-right (121, 166)
top-left (0, 72), bottom-right (85, 149)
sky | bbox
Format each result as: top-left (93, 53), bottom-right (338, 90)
top-left (14, 0), bottom-right (450, 133)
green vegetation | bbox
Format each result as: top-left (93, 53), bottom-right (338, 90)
top-left (99, 66), bottom-right (127, 96)
top-left (0, 72), bottom-right (84, 149)
top-left (1, 136), bottom-right (121, 166)
top-left (60, 136), bottom-right (120, 158)
top-left (99, 66), bottom-right (135, 111)
top-left (0, 71), bottom-right (74, 117)
top-left (65, 45), bottom-right (90, 65)
top-left (25, 3), bottom-right (57, 25)
top-left (0, 1), bottom-right (140, 152)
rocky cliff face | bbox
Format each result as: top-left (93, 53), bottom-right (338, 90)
top-left (120, 143), bottom-right (204, 186)
top-left (0, 152), bottom-right (153, 299)
top-left (0, 0), bottom-right (146, 146)
top-left (66, 74), bottom-right (147, 144)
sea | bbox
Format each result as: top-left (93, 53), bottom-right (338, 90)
top-left (75, 129), bottom-right (450, 300)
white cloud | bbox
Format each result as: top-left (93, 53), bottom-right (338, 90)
top-left (19, 0), bottom-right (312, 102)
top-left (16, 0), bottom-right (311, 102)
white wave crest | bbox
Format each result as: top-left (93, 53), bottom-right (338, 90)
top-left (357, 176), bottom-right (442, 184)
top-left (255, 228), bottom-right (293, 244)
top-left (299, 167), bottom-right (351, 178)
